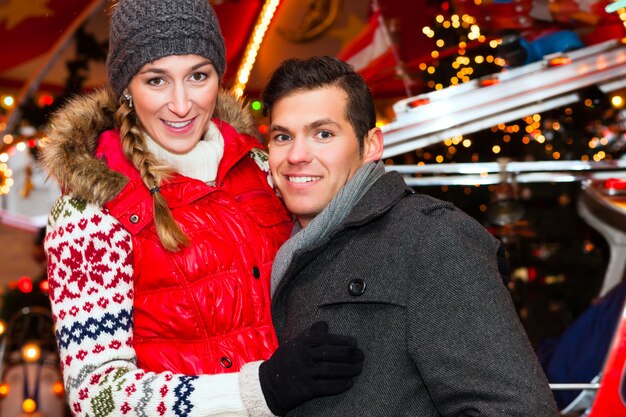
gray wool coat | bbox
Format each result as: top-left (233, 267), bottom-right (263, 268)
top-left (271, 171), bottom-right (558, 417)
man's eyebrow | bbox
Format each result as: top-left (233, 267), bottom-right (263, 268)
top-left (269, 119), bottom-right (341, 134)
top-left (306, 118), bottom-right (340, 130)
top-left (269, 124), bottom-right (290, 133)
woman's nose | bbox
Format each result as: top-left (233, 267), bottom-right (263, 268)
top-left (167, 84), bottom-right (192, 117)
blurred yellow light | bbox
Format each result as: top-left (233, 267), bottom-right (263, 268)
top-left (612, 95), bottom-right (624, 108)
top-left (53, 381), bottom-right (65, 396)
top-left (2, 96), bottom-right (14, 107)
top-left (0, 383), bottom-right (9, 397)
top-left (22, 398), bottom-right (37, 413)
top-left (21, 342), bottom-right (41, 362)
top-left (492, 145), bottom-right (501, 154)
top-left (231, 0), bottom-right (280, 97)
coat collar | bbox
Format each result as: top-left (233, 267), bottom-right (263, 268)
top-left (272, 170), bottom-right (414, 300)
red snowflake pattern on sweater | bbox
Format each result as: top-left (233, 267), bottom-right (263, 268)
top-left (45, 196), bottom-right (259, 417)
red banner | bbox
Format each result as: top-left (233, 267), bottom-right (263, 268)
top-left (0, 0), bottom-right (100, 73)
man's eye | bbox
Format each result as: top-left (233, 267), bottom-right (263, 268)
top-left (273, 134), bottom-right (291, 142)
top-left (316, 131), bottom-right (333, 140)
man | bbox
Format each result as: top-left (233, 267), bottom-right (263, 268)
top-left (263, 56), bottom-right (558, 416)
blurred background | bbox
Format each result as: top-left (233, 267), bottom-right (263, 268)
top-left (1, 0), bottom-right (626, 415)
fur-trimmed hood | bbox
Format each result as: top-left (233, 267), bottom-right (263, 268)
top-left (41, 88), bottom-right (260, 205)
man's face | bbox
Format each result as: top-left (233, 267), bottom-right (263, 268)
top-left (268, 86), bottom-right (381, 227)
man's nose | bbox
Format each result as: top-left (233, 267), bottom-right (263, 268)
top-left (286, 138), bottom-right (313, 164)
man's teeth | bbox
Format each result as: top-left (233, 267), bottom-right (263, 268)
top-left (164, 120), bottom-right (192, 128)
top-left (288, 176), bottom-right (321, 183)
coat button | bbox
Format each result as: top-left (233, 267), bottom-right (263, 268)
top-left (348, 279), bottom-right (366, 296)
top-left (220, 356), bottom-right (233, 369)
top-left (252, 266), bottom-right (260, 279)
top-left (129, 214), bottom-right (140, 224)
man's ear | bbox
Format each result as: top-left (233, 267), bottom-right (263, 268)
top-left (362, 127), bottom-right (384, 163)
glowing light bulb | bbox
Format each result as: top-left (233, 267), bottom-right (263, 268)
top-left (22, 398), bottom-right (37, 413)
top-left (21, 342), bottom-right (41, 362)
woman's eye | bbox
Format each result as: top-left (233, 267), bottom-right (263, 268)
top-left (147, 77), bottom-right (165, 86)
top-left (190, 72), bottom-right (207, 81)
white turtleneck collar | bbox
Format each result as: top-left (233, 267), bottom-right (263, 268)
top-left (144, 121), bottom-right (225, 185)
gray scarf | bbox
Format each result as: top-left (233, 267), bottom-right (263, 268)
top-left (271, 160), bottom-right (386, 295)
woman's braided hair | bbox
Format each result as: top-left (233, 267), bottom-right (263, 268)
top-left (114, 100), bottom-right (189, 252)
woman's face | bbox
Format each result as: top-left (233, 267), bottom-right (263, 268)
top-left (128, 54), bottom-right (219, 154)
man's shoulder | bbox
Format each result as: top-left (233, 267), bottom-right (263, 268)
top-left (387, 188), bottom-right (462, 226)
top-left (373, 183), bottom-right (497, 248)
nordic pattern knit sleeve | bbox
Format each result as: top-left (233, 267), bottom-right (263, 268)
top-left (45, 196), bottom-right (273, 417)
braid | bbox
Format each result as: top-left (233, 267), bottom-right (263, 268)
top-left (114, 102), bottom-right (189, 251)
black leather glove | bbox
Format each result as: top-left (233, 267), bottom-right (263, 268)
top-left (259, 321), bottom-right (364, 416)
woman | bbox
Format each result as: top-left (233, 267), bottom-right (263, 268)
top-left (41, 1), bottom-right (363, 416)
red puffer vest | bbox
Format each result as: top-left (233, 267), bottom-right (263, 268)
top-left (94, 120), bottom-right (292, 375)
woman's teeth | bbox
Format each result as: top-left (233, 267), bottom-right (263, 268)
top-left (164, 120), bottom-right (192, 128)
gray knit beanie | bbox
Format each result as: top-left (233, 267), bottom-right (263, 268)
top-left (106, 0), bottom-right (226, 99)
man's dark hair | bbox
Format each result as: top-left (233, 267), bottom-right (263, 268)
top-left (262, 56), bottom-right (376, 149)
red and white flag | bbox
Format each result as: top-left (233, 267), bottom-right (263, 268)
top-left (337, 7), bottom-right (396, 80)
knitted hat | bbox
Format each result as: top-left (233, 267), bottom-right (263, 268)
top-left (106, 0), bottom-right (226, 99)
